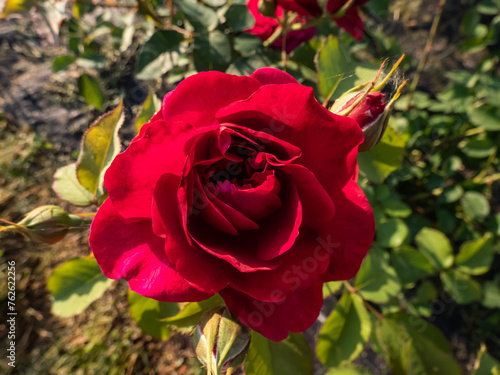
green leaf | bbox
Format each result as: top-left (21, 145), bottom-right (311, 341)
top-left (482, 278), bottom-right (500, 309)
top-left (204, 0), bottom-right (228, 6)
top-left (128, 291), bottom-right (179, 340)
top-left (78, 74), bottom-right (104, 109)
top-left (47, 257), bottom-right (113, 317)
top-left (358, 124), bottom-right (406, 184)
top-left (135, 90), bottom-right (161, 134)
top-left (76, 99), bottom-right (124, 199)
top-left (377, 312), bottom-right (461, 375)
top-left (233, 34), bottom-right (263, 56)
top-left (316, 36), bottom-right (352, 100)
top-left (382, 200), bottom-right (412, 218)
top-left (325, 365), bottom-right (375, 375)
top-left (355, 247), bottom-right (401, 303)
top-left (52, 55), bottom-right (76, 72)
top-left (76, 54), bottom-right (107, 69)
top-left (193, 30), bottom-right (231, 72)
top-left (391, 246), bottom-right (434, 286)
top-left (441, 269), bottom-right (482, 304)
top-left (376, 218), bottom-right (409, 248)
top-left (160, 294), bottom-right (224, 328)
top-left (461, 138), bottom-right (496, 158)
top-left (323, 281), bottom-right (343, 298)
top-left (437, 185), bottom-right (464, 204)
top-left (487, 213), bottom-right (500, 236)
top-left (461, 191), bottom-right (490, 221)
top-left (415, 227), bottom-right (454, 270)
top-left (245, 332), bottom-right (313, 375)
top-left (468, 104), bottom-right (500, 131)
top-left (415, 281), bottom-right (438, 302)
top-left (226, 52), bottom-right (274, 76)
top-left (225, 3), bottom-right (254, 32)
top-left (461, 9), bottom-right (481, 36)
top-left (474, 345), bottom-right (500, 375)
top-left (135, 30), bottom-right (184, 80)
top-left (52, 163), bottom-right (95, 206)
top-left (456, 233), bottom-right (495, 275)
top-left (317, 292), bottom-right (371, 367)
top-left (175, 0), bottom-right (218, 31)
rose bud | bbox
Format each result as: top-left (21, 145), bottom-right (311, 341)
top-left (336, 91), bottom-right (388, 152)
top-left (332, 55), bottom-right (407, 152)
top-left (258, 0), bottom-right (277, 17)
top-left (0, 205), bottom-right (91, 244)
top-left (193, 307), bottom-right (251, 375)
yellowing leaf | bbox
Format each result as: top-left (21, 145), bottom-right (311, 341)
top-left (77, 99), bottom-right (124, 198)
top-left (1, 0), bottom-right (36, 17)
top-left (52, 163), bottom-right (95, 206)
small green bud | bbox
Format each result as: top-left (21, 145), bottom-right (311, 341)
top-left (193, 307), bottom-right (251, 375)
top-left (258, 0), bottom-right (277, 17)
top-left (1, 205), bottom-right (91, 244)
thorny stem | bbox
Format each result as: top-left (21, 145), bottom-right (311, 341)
top-left (330, 0), bottom-right (356, 19)
top-left (263, 25), bottom-right (283, 47)
top-left (167, 0), bottom-right (174, 25)
top-left (343, 281), bottom-right (384, 320)
top-left (364, 300), bottom-right (384, 320)
top-left (406, 0), bottom-right (447, 109)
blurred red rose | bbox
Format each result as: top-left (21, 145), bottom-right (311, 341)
top-left (276, 0), bottom-right (369, 40)
top-left (246, 0), bottom-right (316, 53)
top-left (89, 68), bottom-right (374, 341)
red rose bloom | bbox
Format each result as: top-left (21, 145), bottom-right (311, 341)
top-left (276, 0), bottom-right (369, 40)
top-left (326, 0), bottom-right (369, 40)
top-left (246, 0), bottom-right (316, 53)
top-left (89, 68), bottom-right (374, 341)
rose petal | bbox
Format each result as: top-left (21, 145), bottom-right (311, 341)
top-left (216, 84), bottom-right (363, 194)
top-left (251, 68), bottom-right (298, 86)
top-left (205, 187), bottom-right (260, 231)
top-left (275, 0), bottom-right (323, 16)
top-left (220, 282), bottom-right (324, 341)
top-left (161, 71), bottom-right (262, 128)
top-left (222, 124), bottom-right (302, 164)
top-left (256, 182), bottom-right (302, 261)
top-left (320, 179), bottom-right (375, 281)
top-left (227, 226), bottom-right (330, 302)
top-left (89, 199), bottom-right (212, 302)
top-left (215, 173), bottom-right (282, 222)
top-left (151, 173), bottom-right (230, 294)
top-left (272, 27), bottom-right (316, 54)
top-left (334, 7), bottom-right (364, 41)
top-left (105, 121), bottom-right (214, 219)
top-left (279, 164), bottom-right (335, 225)
top-left (193, 172), bottom-right (240, 236)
